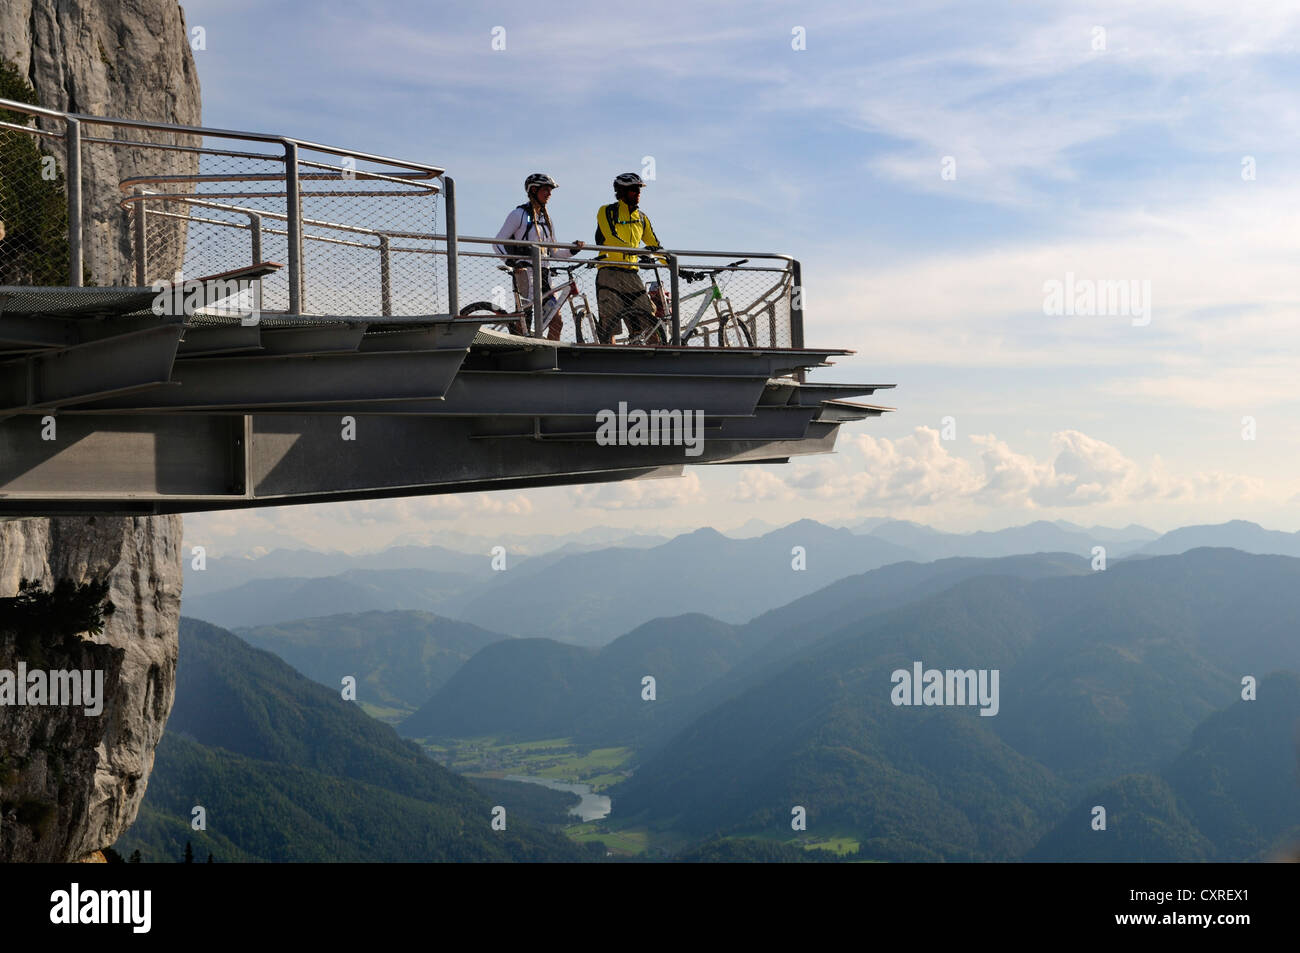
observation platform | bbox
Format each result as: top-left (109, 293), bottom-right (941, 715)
top-left (0, 98), bottom-right (893, 514)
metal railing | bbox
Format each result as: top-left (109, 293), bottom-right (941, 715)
top-left (0, 96), bottom-right (805, 348)
top-left (0, 96), bottom-right (444, 312)
top-left (447, 235), bottom-right (801, 348)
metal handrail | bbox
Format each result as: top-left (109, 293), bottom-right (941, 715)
top-left (0, 95), bottom-right (451, 307)
top-left (450, 232), bottom-right (795, 262)
top-left (0, 97), bottom-right (444, 175)
top-left (448, 234), bottom-right (799, 346)
top-left (2, 95), bottom-right (805, 346)
top-left (123, 187), bottom-right (800, 337)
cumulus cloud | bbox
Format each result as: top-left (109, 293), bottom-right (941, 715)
top-left (732, 468), bottom-right (798, 504)
top-left (821, 426), bottom-right (1271, 510)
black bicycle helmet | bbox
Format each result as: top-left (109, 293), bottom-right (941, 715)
top-left (613, 172), bottom-right (646, 191)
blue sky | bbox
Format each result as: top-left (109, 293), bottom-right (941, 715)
top-left (180, 0), bottom-right (1300, 554)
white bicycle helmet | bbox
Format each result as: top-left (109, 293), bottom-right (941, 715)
top-left (525, 172), bottom-right (558, 195)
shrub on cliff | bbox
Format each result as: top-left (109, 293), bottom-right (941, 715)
top-left (0, 57), bottom-right (79, 286)
top-left (0, 578), bottom-right (115, 642)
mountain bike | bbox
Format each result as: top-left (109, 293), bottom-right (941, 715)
top-left (459, 262), bottom-right (599, 343)
top-left (633, 259), bottom-right (754, 347)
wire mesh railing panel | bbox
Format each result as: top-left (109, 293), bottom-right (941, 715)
top-left (127, 146), bottom-right (288, 305)
top-left (451, 242), bottom-right (796, 348)
top-left (86, 125), bottom-right (201, 287)
top-left (3, 96), bottom-right (804, 347)
top-left (0, 117), bottom-right (72, 286)
top-left (295, 147), bottom-right (440, 316)
top-left (678, 261), bottom-right (794, 349)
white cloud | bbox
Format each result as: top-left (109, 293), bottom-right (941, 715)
top-left (731, 468), bottom-right (798, 503)
top-left (806, 185), bottom-right (1300, 418)
top-left (849, 427), bottom-right (983, 504)
top-left (820, 426), bottom-right (1274, 510)
top-left (174, 0), bottom-right (1300, 541)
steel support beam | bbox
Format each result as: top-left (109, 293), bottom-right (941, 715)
top-left (787, 382), bottom-right (896, 405)
top-left (0, 410), bottom-right (846, 510)
top-left (73, 347), bottom-right (470, 411)
top-left (177, 324), bottom-right (264, 356)
top-left (63, 366), bottom-right (770, 418)
top-left (0, 325), bottom-right (183, 412)
top-left (359, 321), bottom-right (482, 352)
top-left (245, 414), bottom-right (836, 498)
top-left (550, 345), bottom-right (844, 379)
top-left (0, 314), bottom-right (79, 348)
top-left (258, 326), bottom-right (367, 355)
top-left (0, 413), bottom-right (245, 497)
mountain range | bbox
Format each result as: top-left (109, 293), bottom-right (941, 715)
top-left (610, 548), bottom-right (1300, 861)
top-left (399, 552), bottom-right (1090, 748)
top-left (237, 610), bottom-right (511, 720)
top-left (179, 519), bottom-right (1292, 646)
top-left (133, 544), bottom-right (1300, 862)
top-left (114, 619), bottom-right (586, 862)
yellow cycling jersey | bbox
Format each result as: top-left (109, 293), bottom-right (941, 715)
top-left (594, 200), bottom-right (665, 268)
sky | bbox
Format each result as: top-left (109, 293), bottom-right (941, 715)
top-left (176, 0), bottom-right (1300, 555)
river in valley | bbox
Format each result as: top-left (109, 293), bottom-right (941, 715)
top-left (504, 774), bottom-right (611, 822)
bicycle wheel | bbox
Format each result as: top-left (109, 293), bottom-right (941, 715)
top-left (571, 302), bottom-right (599, 344)
top-left (627, 318), bottom-right (668, 346)
top-left (460, 301), bottom-right (524, 336)
top-left (719, 314), bottom-right (754, 347)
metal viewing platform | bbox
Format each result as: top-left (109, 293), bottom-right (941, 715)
top-left (0, 97), bottom-right (893, 514)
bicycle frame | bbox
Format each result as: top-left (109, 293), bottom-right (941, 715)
top-left (503, 263), bottom-right (597, 341)
top-left (635, 267), bottom-right (738, 345)
top-left (680, 282), bottom-right (727, 340)
top-left (486, 265), bottom-right (566, 319)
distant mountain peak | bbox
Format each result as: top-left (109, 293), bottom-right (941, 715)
top-left (760, 518), bottom-right (843, 540)
top-left (673, 526), bottom-right (729, 542)
top-left (874, 519), bottom-right (941, 534)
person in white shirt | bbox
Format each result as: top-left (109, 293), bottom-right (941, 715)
top-left (493, 173), bottom-right (585, 338)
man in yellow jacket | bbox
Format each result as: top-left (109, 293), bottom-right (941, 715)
top-left (594, 173), bottom-right (666, 344)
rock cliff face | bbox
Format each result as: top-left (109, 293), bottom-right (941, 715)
top-left (0, 0), bottom-right (198, 861)
top-left (0, 0), bottom-right (202, 283)
top-left (0, 516), bottom-right (183, 862)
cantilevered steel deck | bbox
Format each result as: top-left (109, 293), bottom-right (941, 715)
top-left (0, 98), bottom-right (893, 514)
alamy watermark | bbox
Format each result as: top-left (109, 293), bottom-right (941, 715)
top-left (0, 662), bottom-right (104, 716)
top-left (890, 660), bottom-right (1000, 716)
top-left (49, 883), bottom-right (150, 933)
top-left (595, 402), bottom-right (705, 457)
top-left (151, 277), bottom-right (262, 325)
top-left (1042, 272), bottom-right (1151, 326)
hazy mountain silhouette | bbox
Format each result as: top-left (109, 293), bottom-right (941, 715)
top-left (237, 610), bottom-right (512, 714)
top-left (642, 552), bottom-right (1091, 751)
top-left (864, 519), bottom-right (1153, 560)
top-left (403, 553), bottom-right (1090, 749)
top-left (182, 568), bottom-right (480, 629)
top-left (400, 613), bottom-right (751, 743)
top-left (183, 542), bottom-right (487, 597)
top-left (439, 520), bottom-right (917, 646)
top-left (1134, 520), bottom-right (1300, 558)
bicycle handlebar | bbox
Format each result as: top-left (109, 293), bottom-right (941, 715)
top-left (549, 261), bottom-right (594, 276)
top-left (680, 259), bottom-right (749, 282)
